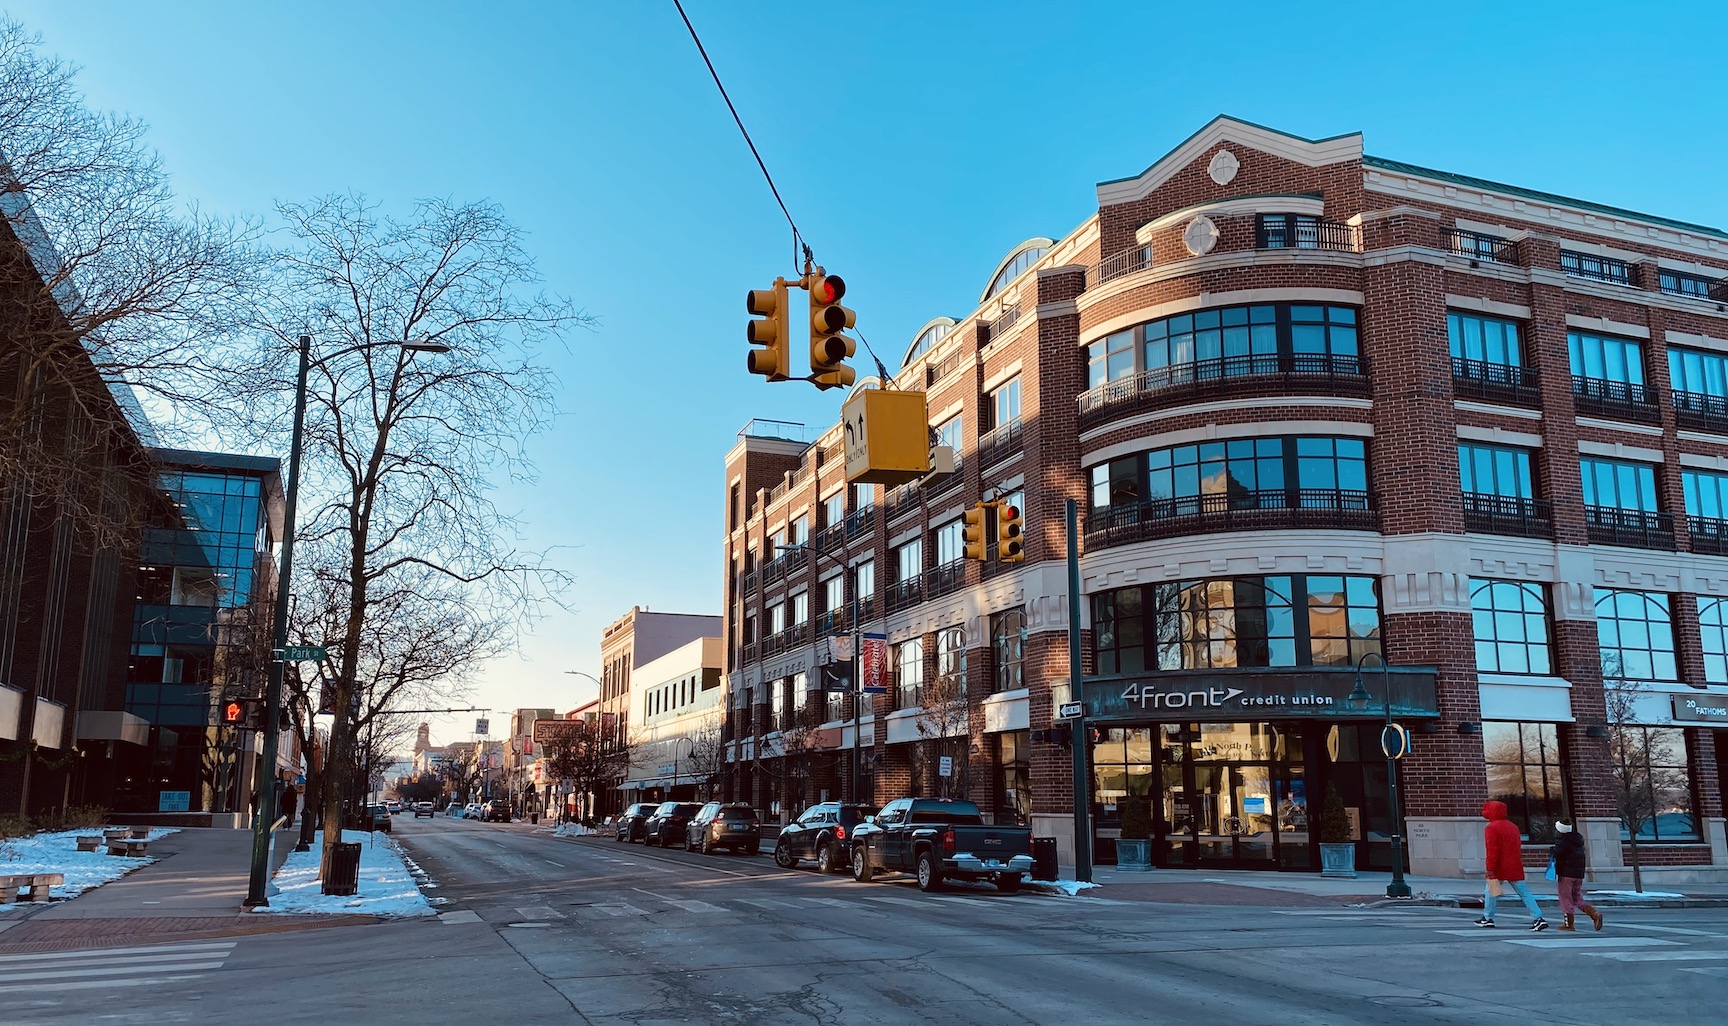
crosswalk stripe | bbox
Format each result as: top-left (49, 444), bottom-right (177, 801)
top-left (0, 973), bottom-right (208, 996)
top-left (923, 895), bottom-right (991, 906)
top-left (515, 906), bottom-right (564, 920)
top-left (2, 961), bottom-right (228, 983)
top-left (0, 942), bottom-right (235, 966)
top-left (800, 896), bottom-right (868, 909)
top-left (735, 898), bottom-right (797, 910)
top-left (666, 899), bottom-right (724, 913)
top-left (0, 952), bottom-right (224, 972)
top-left (438, 909), bottom-right (482, 924)
top-left (1506, 936), bottom-right (1677, 949)
top-left (1579, 950), bottom-right (1728, 962)
top-left (591, 903), bottom-right (647, 917)
top-left (861, 895), bottom-right (927, 908)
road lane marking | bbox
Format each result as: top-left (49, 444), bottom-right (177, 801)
top-left (860, 895), bottom-right (928, 908)
top-left (0, 942), bottom-right (235, 965)
top-left (735, 898), bottom-right (799, 910)
top-left (1505, 937), bottom-right (1678, 949)
top-left (666, 899), bottom-right (725, 913)
top-left (1579, 950), bottom-right (1728, 961)
top-left (0, 974), bottom-right (208, 995)
top-left (2, 962), bottom-right (229, 983)
top-left (438, 910), bottom-right (483, 924)
top-left (1612, 923), bottom-right (1728, 938)
top-left (592, 903), bottom-right (647, 917)
top-left (544, 860), bottom-right (566, 868)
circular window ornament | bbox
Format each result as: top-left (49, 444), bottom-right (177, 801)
top-left (1208, 149), bottom-right (1240, 185)
top-left (1183, 215), bottom-right (1220, 257)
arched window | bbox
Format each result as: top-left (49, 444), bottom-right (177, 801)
top-left (1594, 589), bottom-right (1676, 681)
top-left (1701, 598), bottom-right (1728, 684)
top-left (983, 243), bottom-right (1049, 301)
top-left (1470, 579), bottom-right (1551, 674)
top-left (901, 319), bottom-right (955, 369)
top-left (991, 608), bottom-right (1027, 695)
top-left (935, 626), bottom-right (966, 700)
top-left (895, 638), bottom-right (924, 709)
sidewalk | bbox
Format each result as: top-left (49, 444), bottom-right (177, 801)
top-left (1055, 865), bottom-right (1728, 909)
top-left (0, 826), bottom-right (372, 952)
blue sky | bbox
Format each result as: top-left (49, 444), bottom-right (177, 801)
top-left (14, 1), bottom-right (1727, 743)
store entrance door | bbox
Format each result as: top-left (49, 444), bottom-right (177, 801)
top-left (1157, 722), bottom-right (1309, 871)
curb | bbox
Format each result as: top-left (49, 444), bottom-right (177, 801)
top-left (1439, 894), bottom-right (1728, 910)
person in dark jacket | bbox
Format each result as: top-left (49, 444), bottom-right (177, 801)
top-left (1476, 799), bottom-right (1549, 931)
top-left (1550, 820), bottom-right (1603, 932)
top-left (280, 785), bottom-right (299, 829)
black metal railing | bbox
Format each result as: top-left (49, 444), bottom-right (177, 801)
top-left (1672, 389), bottom-right (1728, 434)
top-left (742, 641), bottom-right (758, 665)
top-left (886, 485), bottom-right (920, 521)
top-left (1446, 228), bottom-right (1517, 264)
top-left (1077, 353), bottom-right (1368, 426)
top-left (1572, 375), bottom-right (1661, 423)
top-left (813, 522), bottom-right (847, 554)
top-left (885, 574), bottom-right (924, 614)
top-left (1452, 356), bottom-right (1542, 407)
top-left (845, 504), bottom-right (876, 539)
top-left (1688, 515), bottom-right (1728, 555)
top-left (987, 305), bottom-right (1022, 342)
top-left (741, 570), bottom-right (758, 595)
top-left (1584, 506), bottom-right (1675, 550)
top-left (1256, 217), bottom-right (1359, 252)
top-left (1084, 488), bottom-right (1377, 549)
top-left (926, 559), bottom-right (966, 600)
top-left (1462, 493), bottom-right (1554, 538)
top-left (760, 546), bottom-right (809, 585)
top-left (854, 594), bottom-right (877, 622)
top-left (979, 417), bottom-right (1023, 466)
top-left (815, 610), bottom-right (846, 637)
top-left (1090, 245), bottom-right (1153, 287)
top-left (1561, 250), bottom-right (1633, 286)
top-left (927, 349), bottom-right (966, 385)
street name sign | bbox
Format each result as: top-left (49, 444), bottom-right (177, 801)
top-left (281, 645), bottom-right (326, 662)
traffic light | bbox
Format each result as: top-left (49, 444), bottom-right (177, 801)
top-left (221, 699), bottom-right (264, 729)
top-left (746, 279), bottom-right (790, 381)
top-left (807, 269), bottom-right (856, 390)
top-left (997, 502), bottom-right (1024, 562)
top-left (962, 504), bottom-right (988, 561)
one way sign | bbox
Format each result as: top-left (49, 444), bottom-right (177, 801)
top-left (1057, 702), bottom-right (1083, 720)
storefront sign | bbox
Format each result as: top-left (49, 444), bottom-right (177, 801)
top-left (1671, 693), bottom-right (1728, 723)
top-left (158, 790), bottom-right (191, 812)
top-left (1084, 668), bottom-right (1439, 722)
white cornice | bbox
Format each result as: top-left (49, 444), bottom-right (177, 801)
top-left (1080, 397), bottom-right (1374, 446)
top-left (1138, 194), bottom-right (1325, 242)
top-left (1097, 118), bottom-right (1363, 206)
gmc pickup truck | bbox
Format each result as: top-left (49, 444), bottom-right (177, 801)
top-left (848, 797), bottom-right (1034, 893)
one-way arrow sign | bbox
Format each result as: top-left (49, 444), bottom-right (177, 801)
top-left (1057, 702), bottom-right (1083, 720)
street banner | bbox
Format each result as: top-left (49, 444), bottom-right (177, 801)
top-left (830, 634), bottom-right (853, 661)
top-left (820, 662), bottom-right (853, 692)
top-left (861, 634), bottom-right (889, 693)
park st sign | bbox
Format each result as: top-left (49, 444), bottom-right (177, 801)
top-left (1083, 667), bottom-right (1440, 723)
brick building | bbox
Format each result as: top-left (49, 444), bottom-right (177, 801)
top-left (597, 606), bottom-right (721, 817)
top-left (721, 116), bottom-right (1728, 886)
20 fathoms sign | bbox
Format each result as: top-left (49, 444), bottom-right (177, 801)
top-left (1085, 668), bottom-right (1439, 723)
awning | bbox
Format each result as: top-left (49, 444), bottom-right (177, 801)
top-left (76, 710), bottom-right (150, 746)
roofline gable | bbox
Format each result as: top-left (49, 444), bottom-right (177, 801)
top-left (1096, 116), bottom-right (1363, 206)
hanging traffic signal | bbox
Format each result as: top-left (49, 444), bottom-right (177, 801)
top-left (997, 502), bottom-right (1024, 562)
top-left (807, 269), bottom-right (856, 390)
top-left (962, 504), bottom-right (988, 561)
top-left (746, 279), bottom-right (790, 381)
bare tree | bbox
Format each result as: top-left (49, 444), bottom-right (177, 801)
top-left (1602, 669), bottom-right (1653, 893)
top-left (776, 698), bottom-right (822, 819)
top-left (916, 660), bottom-right (972, 800)
top-left (232, 193), bottom-right (587, 878)
top-left (539, 721), bottom-right (633, 824)
top-left (684, 711), bottom-right (728, 801)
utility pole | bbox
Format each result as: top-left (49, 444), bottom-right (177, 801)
top-left (1066, 498), bottom-right (1092, 883)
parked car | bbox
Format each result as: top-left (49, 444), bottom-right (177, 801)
top-left (366, 803), bottom-right (393, 833)
top-left (413, 801), bottom-right (434, 818)
top-left (614, 802), bottom-right (656, 842)
top-left (849, 797), bottom-right (1032, 893)
top-left (445, 803), bottom-right (464, 817)
top-left (685, 802), bottom-right (761, 855)
top-left (774, 802), bottom-right (878, 873)
top-left (642, 801), bottom-right (703, 847)
top-left (462, 802), bottom-right (483, 820)
top-left (385, 799), bottom-right (402, 814)
top-left (484, 798), bottom-right (511, 823)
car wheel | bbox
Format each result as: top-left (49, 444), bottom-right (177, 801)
top-left (773, 841), bottom-right (797, 869)
top-left (916, 851), bottom-right (944, 892)
top-left (996, 874), bottom-right (1022, 894)
top-left (817, 842), bottom-right (839, 874)
top-left (702, 835), bottom-right (715, 856)
top-left (644, 829), bottom-right (658, 847)
top-left (745, 844), bottom-right (759, 856)
top-left (851, 844), bottom-right (874, 883)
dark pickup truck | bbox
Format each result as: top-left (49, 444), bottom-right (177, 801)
top-left (848, 797), bottom-right (1034, 893)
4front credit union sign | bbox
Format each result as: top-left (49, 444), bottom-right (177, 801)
top-left (1083, 667), bottom-right (1440, 722)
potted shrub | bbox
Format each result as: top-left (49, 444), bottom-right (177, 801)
top-left (1115, 790), bottom-right (1154, 872)
top-left (1318, 783), bottom-right (1356, 878)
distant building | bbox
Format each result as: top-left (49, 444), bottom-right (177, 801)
top-left (596, 607), bottom-right (720, 816)
top-left (621, 636), bottom-right (724, 805)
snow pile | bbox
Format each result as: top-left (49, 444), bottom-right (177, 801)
top-left (253, 829), bottom-right (434, 917)
top-left (553, 823), bottom-right (598, 837)
top-left (1594, 889), bottom-right (1687, 899)
top-left (1026, 878), bottom-right (1101, 897)
top-left (0, 827), bottom-right (180, 907)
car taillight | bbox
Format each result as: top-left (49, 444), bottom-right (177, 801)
top-left (834, 825), bottom-right (846, 840)
top-left (942, 828), bottom-right (955, 855)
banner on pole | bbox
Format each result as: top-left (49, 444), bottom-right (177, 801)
top-left (861, 634), bottom-right (889, 694)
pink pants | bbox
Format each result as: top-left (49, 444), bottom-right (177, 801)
top-left (1558, 876), bottom-right (1587, 914)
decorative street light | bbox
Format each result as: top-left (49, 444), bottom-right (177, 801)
top-left (670, 735), bottom-right (695, 797)
top-left (1346, 650), bottom-right (1412, 899)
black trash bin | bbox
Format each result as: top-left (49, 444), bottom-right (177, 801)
top-left (327, 841), bottom-right (363, 896)
top-left (1031, 837), bottom-right (1058, 881)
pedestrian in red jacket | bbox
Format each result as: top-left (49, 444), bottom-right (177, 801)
top-left (1476, 799), bottom-right (1549, 931)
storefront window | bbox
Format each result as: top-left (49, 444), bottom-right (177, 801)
top-left (994, 731), bottom-right (1030, 825)
top-left (1610, 726), bottom-right (1699, 841)
top-left (1483, 721), bottom-right (1566, 841)
top-left (1595, 589), bottom-right (1677, 681)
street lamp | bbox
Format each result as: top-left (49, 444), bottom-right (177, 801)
top-left (670, 735), bottom-right (695, 798)
top-left (1346, 650), bottom-right (1411, 899)
top-left (777, 544), bottom-right (866, 804)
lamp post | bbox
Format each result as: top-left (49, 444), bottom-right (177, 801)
top-left (779, 544), bottom-right (864, 804)
top-left (1346, 651), bottom-right (1411, 899)
top-left (670, 735), bottom-right (695, 798)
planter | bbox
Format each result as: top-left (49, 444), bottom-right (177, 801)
top-left (1115, 837), bottom-right (1153, 872)
top-left (1319, 842), bottom-right (1357, 878)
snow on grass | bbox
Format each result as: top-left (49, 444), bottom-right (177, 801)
top-left (0, 827), bottom-right (180, 907)
top-left (252, 828), bottom-right (434, 918)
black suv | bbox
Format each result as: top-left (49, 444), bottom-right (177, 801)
top-left (614, 802), bottom-right (655, 842)
top-left (484, 798), bottom-right (511, 822)
top-left (774, 802), bottom-right (878, 873)
top-left (642, 802), bottom-right (703, 847)
top-left (685, 802), bottom-right (761, 855)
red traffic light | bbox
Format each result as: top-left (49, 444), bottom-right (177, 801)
top-left (811, 274), bottom-right (845, 304)
top-left (224, 701), bottom-right (243, 724)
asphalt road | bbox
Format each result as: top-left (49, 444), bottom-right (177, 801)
top-left (9, 813), bottom-right (1725, 1025)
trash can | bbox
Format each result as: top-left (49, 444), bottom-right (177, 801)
top-left (327, 842), bottom-right (363, 896)
top-left (1031, 837), bottom-right (1058, 881)
top-left (530, 812), bottom-right (539, 825)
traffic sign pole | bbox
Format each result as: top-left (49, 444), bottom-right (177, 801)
top-left (1065, 498), bottom-right (1092, 884)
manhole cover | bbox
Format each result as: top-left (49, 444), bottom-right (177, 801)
top-left (1367, 996), bottom-right (1442, 1008)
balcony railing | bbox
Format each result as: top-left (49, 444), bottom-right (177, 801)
top-left (886, 485), bottom-right (920, 522)
top-left (987, 305), bottom-right (1022, 342)
top-left (1452, 356), bottom-right (1541, 408)
top-left (1090, 244), bottom-right (1153, 287)
top-left (1561, 250), bottom-right (1633, 287)
top-left (1672, 389), bottom-right (1728, 434)
top-left (1077, 353), bottom-right (1368, 426)
top-left (813, 521), bottom-right (847, 554)
top-left (1688, 515), bottom-right (1728, 555)
top-left (742, 641), bottom-right (758, 665)
top-left (761, 547), bottom-right (809, 585)
top-left (927, 349), bottom-right (966, 385)
top-left (885, 574), bottom-right (924, 614)
top-left (741, 570), bottom-right (759, 595)
top-left (815, 609), bottom-right (846, 637)
top-left (979, 417), bottom-right (1023, 465)
top-left (845, 503), bottom-right (876, 539)
top-left (1257, 218), bottom-right (1359, 252)
top-left (1584, 506), bottom-right (1675, 550)
top-left (1446, 228), bottom-right (1517, 264)
top-left (1572, 375), bottom-right (1661, 423)
top-left (1462, 493), bottom-right (1554, 538)
top-left (1085, 489), bottom-right (1376, 549)
top-left (926, 559), bottom-right (966, 600)
top-left (854, 594), bottom-right (877, 623)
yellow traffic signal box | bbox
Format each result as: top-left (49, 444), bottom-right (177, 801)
top-left (746, 279), bottom-right (790, 381)
top-left (808, 270), bottom-right (856, 390)
top-left (997, 501), bottom-right (1024, 562)
top-left (962, 505), bottom-right (989, 560)
top-left (841, 389), bottom-right (931, 486)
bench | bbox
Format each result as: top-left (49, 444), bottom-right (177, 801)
top-left (129, 826), bottom-right (150, 840)
top-left (0, 873), bottom-right (64, 903)
top-left (105, 838), bottom-right (149, 858)
top-left (102, 828), bottom-right (128, 842)
top-left (76, 835), bottom-right (103, 852)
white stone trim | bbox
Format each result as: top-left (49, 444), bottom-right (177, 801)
top-left (820, 481), bottom-right (845, 501)
top-left (1452, 217), bottom-right (1531, 242)
top-left (1078, 287), bottom-right (1367, 347)
top-left (1668, 330), bottom-right (1728, 355)
top-left (1478, 677), bottom-right (1576, 723)
top-left (1136, 194), bottom-right (1326, 242)
top-left (1658, 255), bottom-right (1728, 277)
top-left (1080, 396), bottom-right (1374, 445)
top-left (981, 360), bottom-right (1023, 394)
top-left (1577, 438), bottom-right (1664, 463)
top-left (1566, 314), bottom-right (1650, 339)
top-left (1084, 419), bottom-right (1373, 466)
top-left (930, 400), bottom-right (964, 427)
top-left (983, 689), bottom-right (1030, 733)
top-left (1453, 399), bottom-right (1542, 422)
top-left (990, 471), bottom-right (1026, 492)
top-left (889, 526), bottom-right (921, 548)
top-left (1456, 424), bottom-right (1543, 449)
top-left (1082, 529), bottom-right (1386, 593)
top-left (1575, 416), bottom-right (1663, 439)
top-left (1097, 118), bottom-right (1363, 205)
top-left (1680, 429), bottom-right (1728, 448)
top-left (1445, 294), bottom-right (1532, 320)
